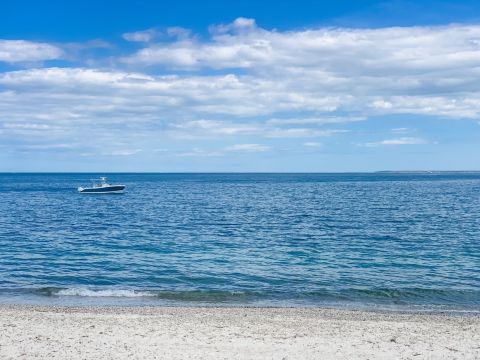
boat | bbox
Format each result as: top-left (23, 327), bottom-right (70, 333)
top-left (78, 177), bottom-right (125, 194)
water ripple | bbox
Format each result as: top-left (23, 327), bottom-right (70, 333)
top-left (0, 173), bottom-right (479, 309)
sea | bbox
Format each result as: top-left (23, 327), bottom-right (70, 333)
top-left (0, 173), bottom-right (479, 312)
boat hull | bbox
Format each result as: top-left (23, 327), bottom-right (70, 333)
top-left (78, 185), bottom-right (125, 194)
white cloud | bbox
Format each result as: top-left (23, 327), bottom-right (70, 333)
top-left (391, 127), bottom-right (413, 134)
top-left (0, 68), bottom-right (348, 144)
top-left (0, 40), bottom-right (62, 63)
top-left (225, 143), bottom-right (270, 152)
top-left (2, 123), bottom-right (53, 130)
top-left (303, 142), bottom-right (322, 147)
top-left (19, 143), bottom-right (77, 151)
top-left (209, 17), bottom-right (257, 35)
top-left (174, 119), bottom-right (260, 136)
top-left (266, 128), bottom-right (346, 138)
top-left (267, 116), bottom-right (365, 125)
top-left (175, 143), bottom-right (270, 157)
top-left (102, 149), bottom-right (142, 156)
top-left (124, 19), bottom-right (480, 76)
top-left (118, 20), bottom-right (480, 120)
top-left (363, 137), bottom-right (429, 147)
top-left (171, 119), bottom-right (345, 139)
top-left (4, 20), bottom-right (480, 158)
top-left (123, 29), bottom-right (159, 42)
top-left (176, 148), bottom-right (223, 157)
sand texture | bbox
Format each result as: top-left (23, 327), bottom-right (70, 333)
top-left (0, 305), bottom-right (479, 359)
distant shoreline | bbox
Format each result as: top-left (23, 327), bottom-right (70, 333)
top-left (375, 170), bottom-right (480, 174)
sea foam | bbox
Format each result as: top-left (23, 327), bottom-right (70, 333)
top-left (55, 288), bottom-right (156, 298)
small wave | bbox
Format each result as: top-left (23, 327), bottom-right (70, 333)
top-left (31, 287), bottom-right (480, 307)
top-left (35, 287), bottom-right (255, 302)
top-left (37, 287), bottom-right (157, 298)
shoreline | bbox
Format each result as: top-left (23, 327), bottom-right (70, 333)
top-left (1, 300), bottom-right (479, 316)
top-left (1, 305), bottom-right (479, 359)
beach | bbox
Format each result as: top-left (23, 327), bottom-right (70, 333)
top-left (0, 305), bottom-right (478, 359)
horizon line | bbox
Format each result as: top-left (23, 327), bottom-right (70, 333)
top-left (1, 170), bottom-right (480, 174)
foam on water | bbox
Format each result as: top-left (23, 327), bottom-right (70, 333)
top-left (55, 288), bottom-right (156, 298)
top-left (29, 287), bottom-right (480, 306)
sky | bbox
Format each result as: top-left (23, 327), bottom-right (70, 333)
top-left (1, 0), bottom-right (480, 172)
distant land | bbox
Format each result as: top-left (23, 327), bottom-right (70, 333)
top-left (376, 170), bottom-right (480, 174)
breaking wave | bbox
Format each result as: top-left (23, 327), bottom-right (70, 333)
top-left (28, 287), bottom-right (480, 309)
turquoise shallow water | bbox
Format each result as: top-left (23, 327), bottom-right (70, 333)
top-left (0, 173), bottom-right (479, 310)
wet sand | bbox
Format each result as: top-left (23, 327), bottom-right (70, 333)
top-left (0, 305), bottom-right (479, 359)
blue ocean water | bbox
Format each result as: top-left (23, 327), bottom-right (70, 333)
top-left (0, 173), bottom-right (479, 311)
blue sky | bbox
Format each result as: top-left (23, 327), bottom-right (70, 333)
top-left (1, 0), bottom-right (480, 171)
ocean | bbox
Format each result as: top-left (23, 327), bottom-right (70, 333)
top-left (0, 173), bottom-right (479, 311)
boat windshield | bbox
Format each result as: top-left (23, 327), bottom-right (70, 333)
top-left (91, 177), bottom-right (109, 187)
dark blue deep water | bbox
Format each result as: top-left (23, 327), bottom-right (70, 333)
top-left (0, 173), bottom-right (479, 311)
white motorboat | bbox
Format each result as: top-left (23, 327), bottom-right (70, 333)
top-left (78, 177), bottom-right (125, 194)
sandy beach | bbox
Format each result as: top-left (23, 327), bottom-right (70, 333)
top-left (0, 305), bottom-right (478, 359)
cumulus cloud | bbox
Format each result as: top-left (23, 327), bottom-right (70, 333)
top-left (0, 40), bottom-right (62, 63)
top-left (118, 19), bottom-right (480, 119)
top-left (124, 19), bottom-right (480, 77)
top-left (2, 19), bottom-right (480, 159)
top-left (0, 67), bottom-right (347, 132)
top-left (209, 17), bottom-right (257, 34)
